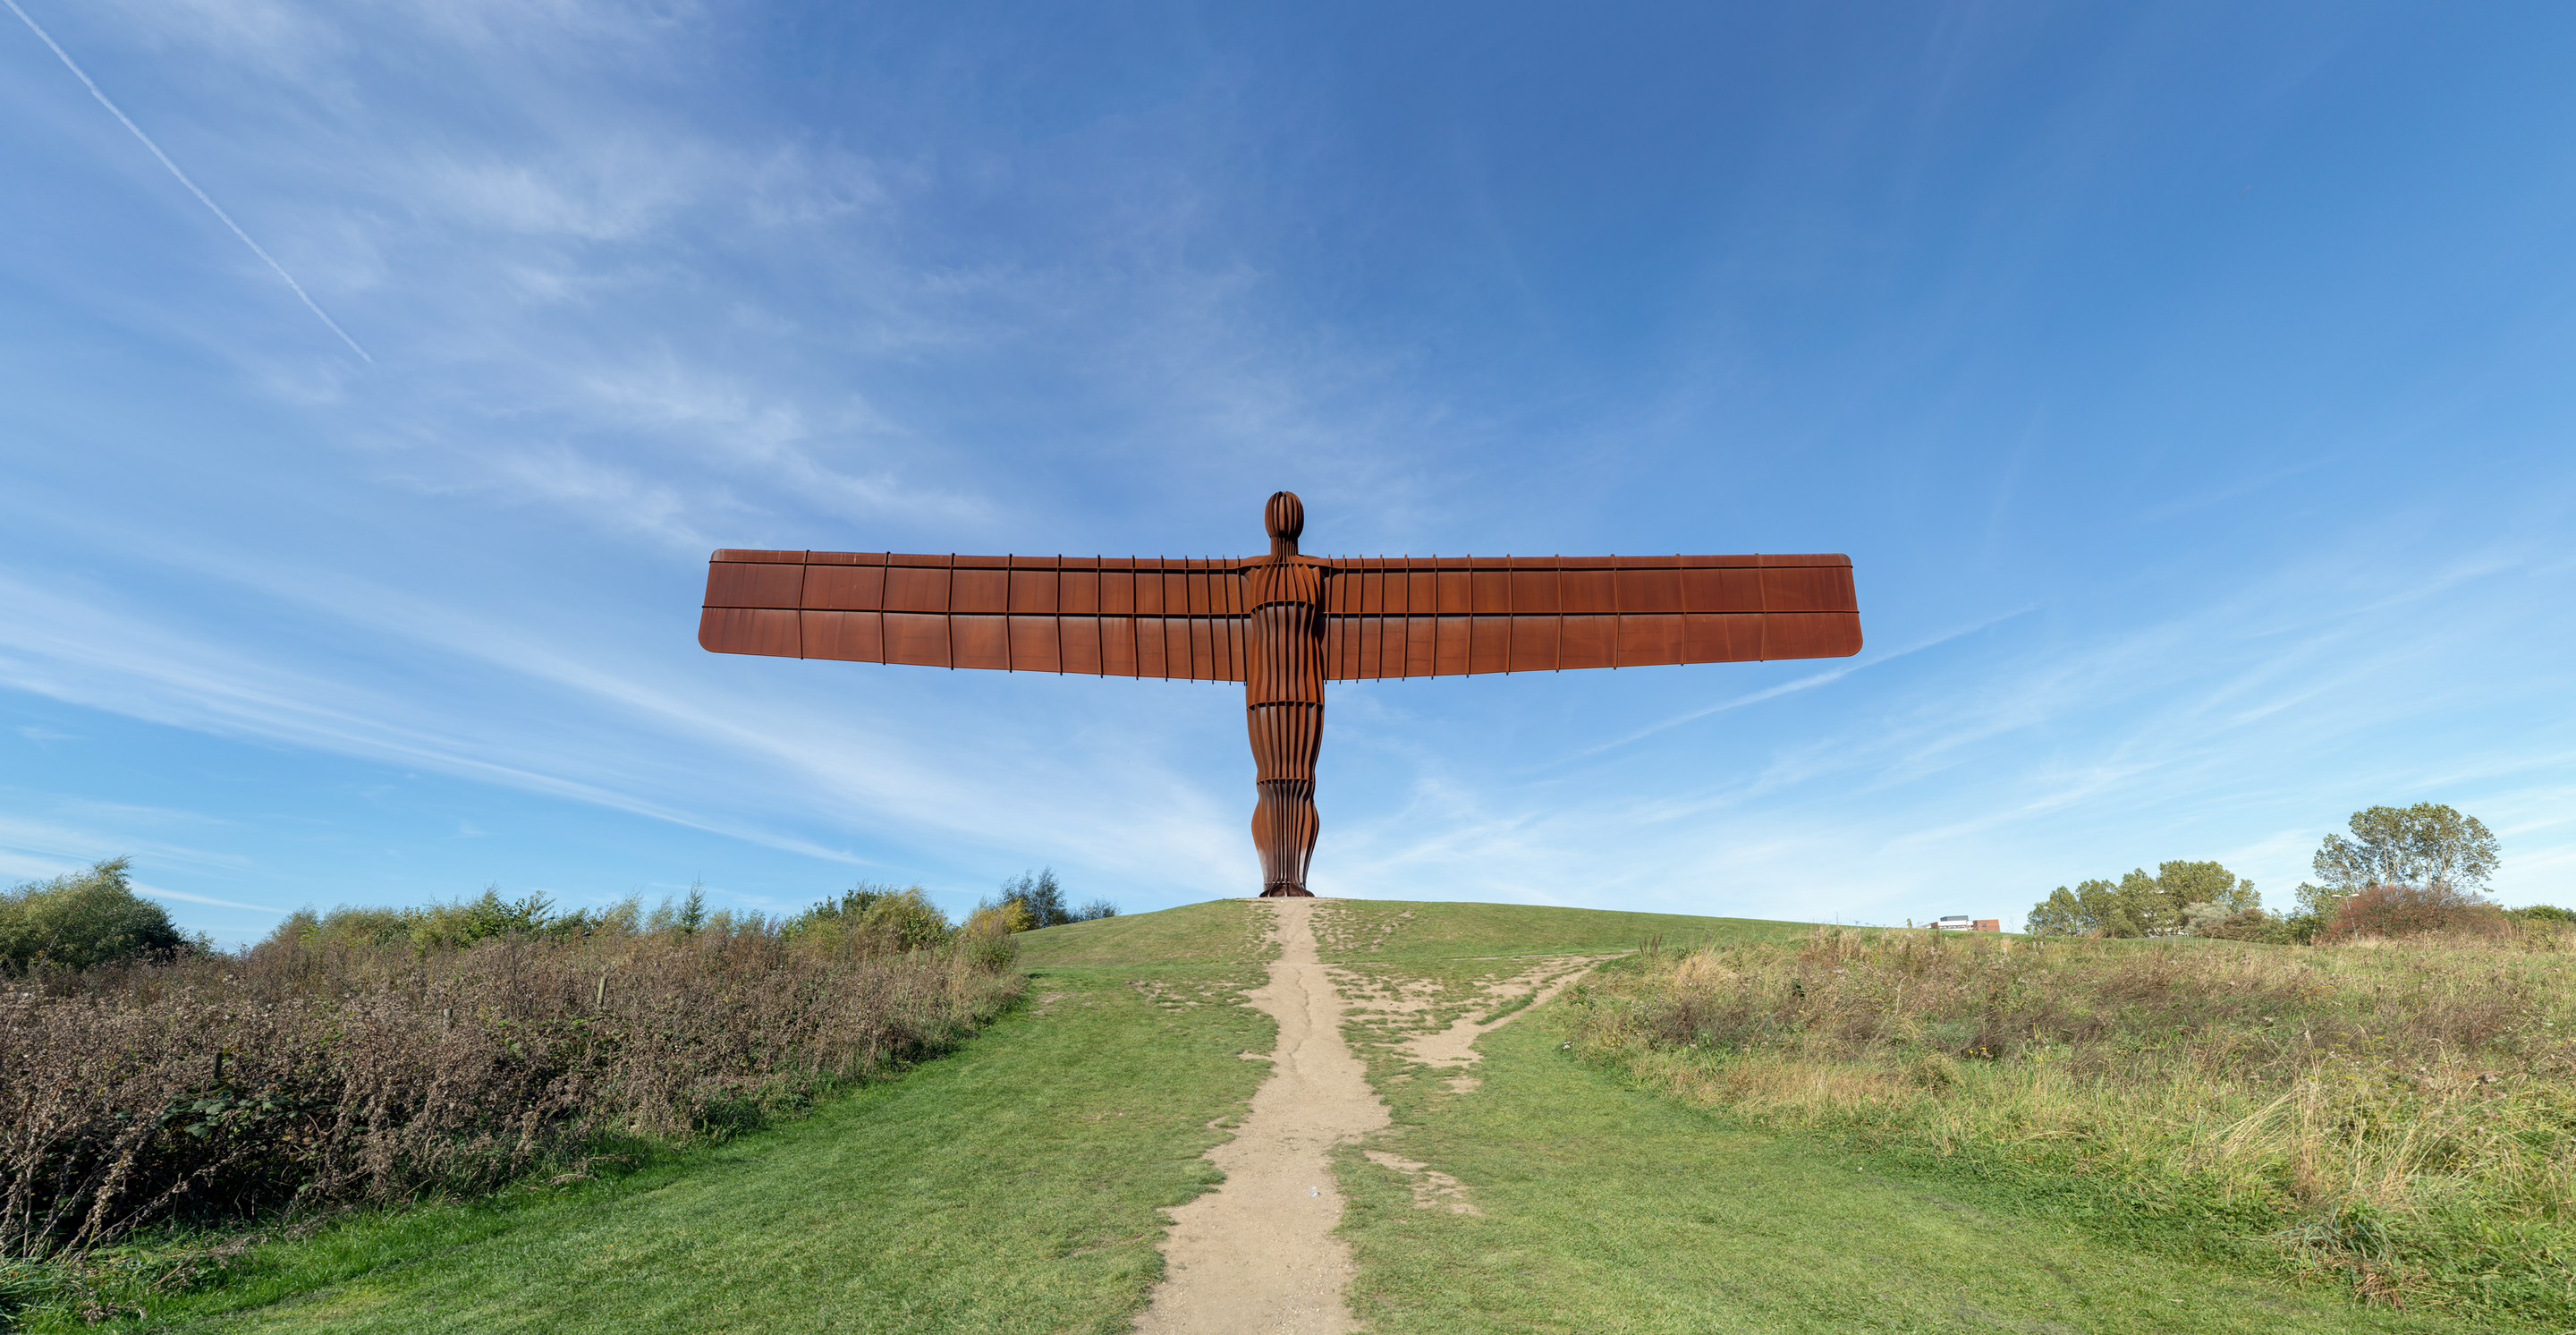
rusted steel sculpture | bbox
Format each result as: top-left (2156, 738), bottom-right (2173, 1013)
top-left (699, 491), bottom-right (1861, 896)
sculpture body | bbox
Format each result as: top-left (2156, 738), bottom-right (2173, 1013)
top-left (698, 491), bottom-right (1861, 897)
top-left (1245, 492), bottom-right (1325, 894)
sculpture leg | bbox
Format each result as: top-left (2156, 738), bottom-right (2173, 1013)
top-left (1251, 778), bottom-right (1318, 897)
top-left (1247, 700), bottom-right (1321, 896)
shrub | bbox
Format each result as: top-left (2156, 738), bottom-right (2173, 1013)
top-left (2322, 882), bottom-right (2511, 942)
top-left (0, 897), bottom-right (1022, 1260)
top-left (264, 888), bottom-right (644, 957)
top-left (2190, 907), bottom-right (2275, 940)
top-left (953, 906), bottom-right (1021, 970)
top-left (2186, 907), bottom-right (2324, 946)
top-left (782, 883), bottom-right (950, 955)
top-left (405, 887), bottom-right (576, 948)
top-left (0, 859), bottom-right (193, 974)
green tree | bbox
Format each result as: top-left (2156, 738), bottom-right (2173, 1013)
top-left (2023, 860), bottom-right (2255, 938)
top-left (988, 870), bottom-right (1117, 931)
top-left (2309, 803), bottom-right (2498, 916)
top-left (2024, 886), bottom-right (2088, 937)
top-left (2153, 865), bottom-right (2256, 938)
top-left (999, 868), bottom-right (1070, 930)
top-left (2110, 870), bottom-right (2167, 935)
top-left (2025, 876), bottom-right (2154, 937)
top-left (2291, 881), bottom-right (2342, 920)
top-left (0, 857), bottom-right (192, 973)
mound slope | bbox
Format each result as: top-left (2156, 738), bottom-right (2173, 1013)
top-left (142, 897), bottom-right (2473, 1334)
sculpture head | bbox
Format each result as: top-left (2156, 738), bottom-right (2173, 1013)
top-left (1266, 490), bottom-right (1304, 557)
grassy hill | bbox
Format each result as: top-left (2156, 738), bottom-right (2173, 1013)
top-left (38, 897), bottom-right (2500, 1333)
top-left (1014, 896), bottom-right (1812, 968)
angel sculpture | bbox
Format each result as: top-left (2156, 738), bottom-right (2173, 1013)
top-left (699, 491), bottom-right (1861, 896)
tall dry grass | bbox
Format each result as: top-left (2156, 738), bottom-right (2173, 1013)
top-left (0, 914), bottom-right (1021, 1261)
top-left (1565, 926), bottom-right (2576, 1319)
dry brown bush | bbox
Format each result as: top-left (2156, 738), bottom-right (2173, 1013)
top-left (0, 917), bottom-right (1021, 1259)
top-left (2321, 881), bottom-right (2512, 943)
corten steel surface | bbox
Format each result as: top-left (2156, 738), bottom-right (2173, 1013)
top-left (699, 491), bottom-right (1862, 896)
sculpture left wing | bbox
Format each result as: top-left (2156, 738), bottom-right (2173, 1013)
top-left (699, 549), bottom-right (1251, 682)
top-left (1318, 554), bottom-right (1860, 680)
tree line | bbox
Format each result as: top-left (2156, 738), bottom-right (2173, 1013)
top-left (4, 860), bottom-right (1121, 976)
top-left (2025, 802), bottom-right (2532, 941)
top-left (979, 868), bottom-right (1119, 931)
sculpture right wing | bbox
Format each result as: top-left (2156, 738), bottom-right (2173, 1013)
top-left (1318, 554), bottom-right (1860, 680)
top-left (698, 549), bottom-right (1252, 682)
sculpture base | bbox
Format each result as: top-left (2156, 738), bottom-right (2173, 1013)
top-left (1258, 885), bottom-right (1314, 897)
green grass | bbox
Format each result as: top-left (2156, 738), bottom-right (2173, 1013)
top-left (1334, 1003), bottom-right (2462, 1334)
top-left (1313, 897), bottom-right (1814, 962)
top-left (1011, 897), bottom-right (1270, 968)
top-left (29, 902), bottom-right (1274, 1334)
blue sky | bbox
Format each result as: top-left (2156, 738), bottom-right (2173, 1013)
top-left (4, 1), bottom-right (2571, 942)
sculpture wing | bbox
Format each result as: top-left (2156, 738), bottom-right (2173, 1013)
top-left (699, 550), bottom-right (1250, 682)
top-left (1318, 554), bottom-right (1860, 680)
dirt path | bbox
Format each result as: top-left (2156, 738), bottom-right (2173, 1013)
top-left (1392, 954), bottom-right (1619, 1093)
top-left (1131, 898), bottom-right (1385, 1335)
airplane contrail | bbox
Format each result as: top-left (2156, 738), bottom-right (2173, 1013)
top-left (4, 0), bottom-right (374, 363)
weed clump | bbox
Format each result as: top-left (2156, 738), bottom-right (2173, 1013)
top-left (1563, 924), bottom-right (2576, 1322)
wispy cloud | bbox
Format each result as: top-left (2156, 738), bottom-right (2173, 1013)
top-left (0, 570), bottom-right (862, 863)
top-left (4, 0), bottom-right (372, 361)
top-left (135, 882), bottom-right (289, 914)
top-left (1573, 607), bottom-right (2037, 759)
top-left (0, 805), bottom-right (281, 918)
top-left (2134, 459), bottom-right (2326, 523)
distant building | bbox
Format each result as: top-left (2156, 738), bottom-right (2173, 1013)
top-left (1931, 915), bottom-right (1972, 931)
top-left (1972, 919), bottom-right (2001, 933)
